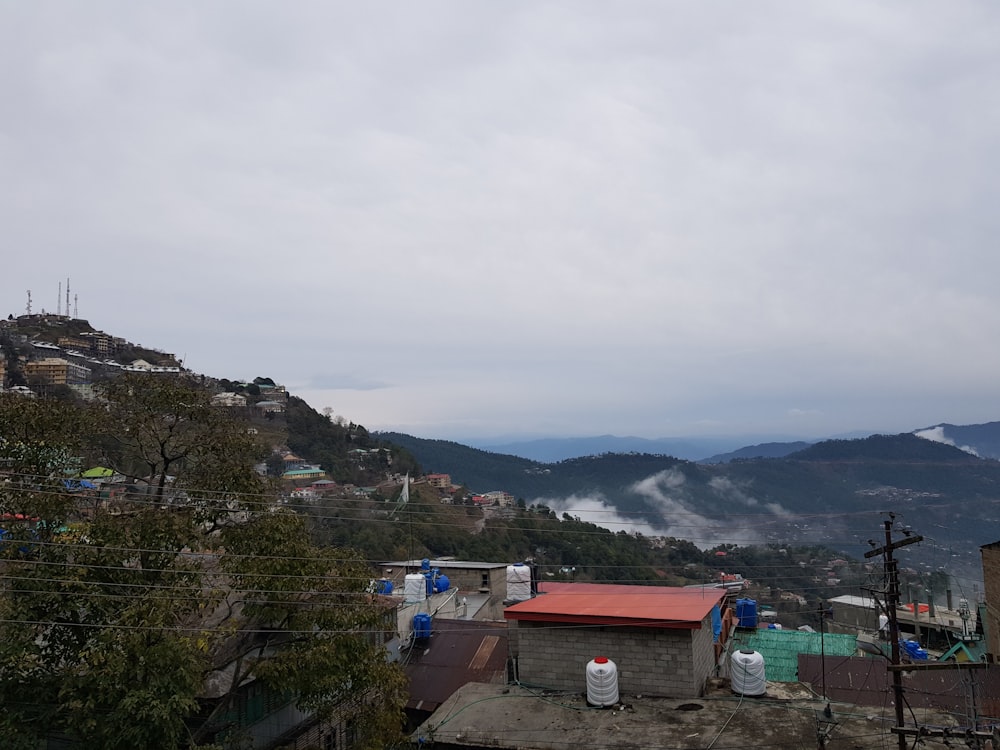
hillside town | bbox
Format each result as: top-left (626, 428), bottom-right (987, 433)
top-left (2, 312), bottom-right (999, 749)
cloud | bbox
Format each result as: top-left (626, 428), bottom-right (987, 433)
top-left (4, 4), bottom-right (1000, 441)
top-left (708, 476), bottom-right (757, 508)
top-left (540, 493), bottom-right (664, 538)
top-left (536, 469), bottom-right (780, 548)
top-left (787, 408), bottom-right (822, 418)
top-left (303, 374), bottom-right (391, 392)
top-left (913, 426), bottom-right (980, 457)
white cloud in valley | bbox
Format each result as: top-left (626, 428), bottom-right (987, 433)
top-left (541, 468), bottom-right (796, 546)
top-left (912, 426), bottom-right (980, 456)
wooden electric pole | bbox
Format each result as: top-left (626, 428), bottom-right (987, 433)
top-left (864, 515), bottom-right (922, 750)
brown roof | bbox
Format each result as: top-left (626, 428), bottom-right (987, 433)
top-left (404, 619), bottom-right (508, 714)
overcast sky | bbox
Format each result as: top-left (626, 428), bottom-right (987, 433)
top-left (3, 2), bottom-right (999, 442)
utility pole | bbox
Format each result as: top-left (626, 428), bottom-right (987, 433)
top-left (864, 515), bottom-right (922, 750)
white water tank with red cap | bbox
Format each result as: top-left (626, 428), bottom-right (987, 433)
top-left (586, 656), bottom-right (619, 707)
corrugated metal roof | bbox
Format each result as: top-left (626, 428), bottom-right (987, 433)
top-left (404, 619), bottom-right (509, 714)
top-left (503, 582), bottom-right (725, 628)
top-left (732, 629), bottom-right (858, 682)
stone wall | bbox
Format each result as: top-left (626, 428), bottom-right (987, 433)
top-left (510, 614), bottom-right (716, 698)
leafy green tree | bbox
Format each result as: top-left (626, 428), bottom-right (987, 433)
top-left (218, 512), bottom-right (407, 749)
top-left (0, 379), bottom-right (406, 749)
top-left (0, 392), bottom-right (94, 538)
top-left (98, 374), bottom-right (265, 504)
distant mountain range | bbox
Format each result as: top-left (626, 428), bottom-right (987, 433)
top-left (471, 435), bottom-right (750, 462)
top-left (378, 425), bottom-right (1000, 584)
top-left (466, 421), bottom-right (1000, 464)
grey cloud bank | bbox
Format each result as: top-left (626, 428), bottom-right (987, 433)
top-left (3, 2), bottom-right (999, 441)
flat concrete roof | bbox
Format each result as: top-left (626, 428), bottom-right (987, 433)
top-left (504, 582), bottom-right (725, 629)
top-left (411, 681), bottom-right (962, 749)
top-left (829, 594), bottom-right (877, 608)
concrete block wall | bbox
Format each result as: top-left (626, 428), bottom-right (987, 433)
top-left (512, 615), bottom-right (716, 698)
top-left (402, 566), bottom-right (507, 598)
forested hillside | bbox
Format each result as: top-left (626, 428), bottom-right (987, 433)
top-left (376, 430), bottom-right (1000, 580)
top-left (0, 376), bottom-right (406, 749)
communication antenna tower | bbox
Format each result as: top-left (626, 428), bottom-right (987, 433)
top-left (74, 294), bottom-right (78, 318)
top-left (66, 278), bottom-right (71, 318)
top-left (26, 290), bottom-right (32, 316)
top-left (58, 282), bottom-right (62, 316)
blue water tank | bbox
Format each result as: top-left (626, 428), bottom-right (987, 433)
top-left (736, 598), bottom-right (758, 628)
top-left (413, 613), bottom-right (432, 640)
top-left (435, 574), bottom-right (450, 593)
top-left (424, 572), bottom-right (434, 595)
top-left (901, 639), bottom-right (928, 661)
top-left (421, 558), bottom-right (431, 571)
top-left (376, 578), bottom-right (394, 595)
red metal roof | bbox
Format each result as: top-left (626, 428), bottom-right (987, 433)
top-left (503, 582), bottom-right (725, 629)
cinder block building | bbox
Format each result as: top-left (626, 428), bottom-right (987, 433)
top-left (504, 582), bottom-right (726, 698)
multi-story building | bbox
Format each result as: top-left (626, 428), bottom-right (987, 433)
top-left (24, 357), bottom-right (91, 387)
top-left (425, 473), bottom-right (451, 488)
top-left (57, 336), bottom-right (91, 351)
top-left (79, 331), bottom-right (117, 356)
top-left (483, 490), bottom-right (516, 507)
top-left (210, 392), bottom-right (248, 407)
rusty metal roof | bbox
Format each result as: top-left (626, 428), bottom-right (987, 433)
top-left (404, 619), bottom-right (509, 714)
top-left (503, 582), bottom-right (725, 628)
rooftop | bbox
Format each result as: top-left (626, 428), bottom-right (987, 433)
top-left (504, 582), bottom-right (725, 629)
top-left (404, 619), bottom-right (508, 715)
top-left (828, 594), bottom-right (876, 609)
top-left (730, 628), bottom-right (860, 683)
top-left (380, 559), bottom-right (510, 571)
top-left (412, 681), bottom-right (961, 750)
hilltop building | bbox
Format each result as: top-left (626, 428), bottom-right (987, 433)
top-left (425, 473), bottom-right (451, 488)
top-left (211, 392), bottom-right (248, 407)
top-left (23, 357), bottom-right (91, 387)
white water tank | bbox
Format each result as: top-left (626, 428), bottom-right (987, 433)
top-left (506, 563), bottom-right (532, 601)
top-left (586, 656), bottom-right (619, 707)
top-left (404, 573), bottom-right (426, 603)
top-left (730, 649), bottom-right (766, 696)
